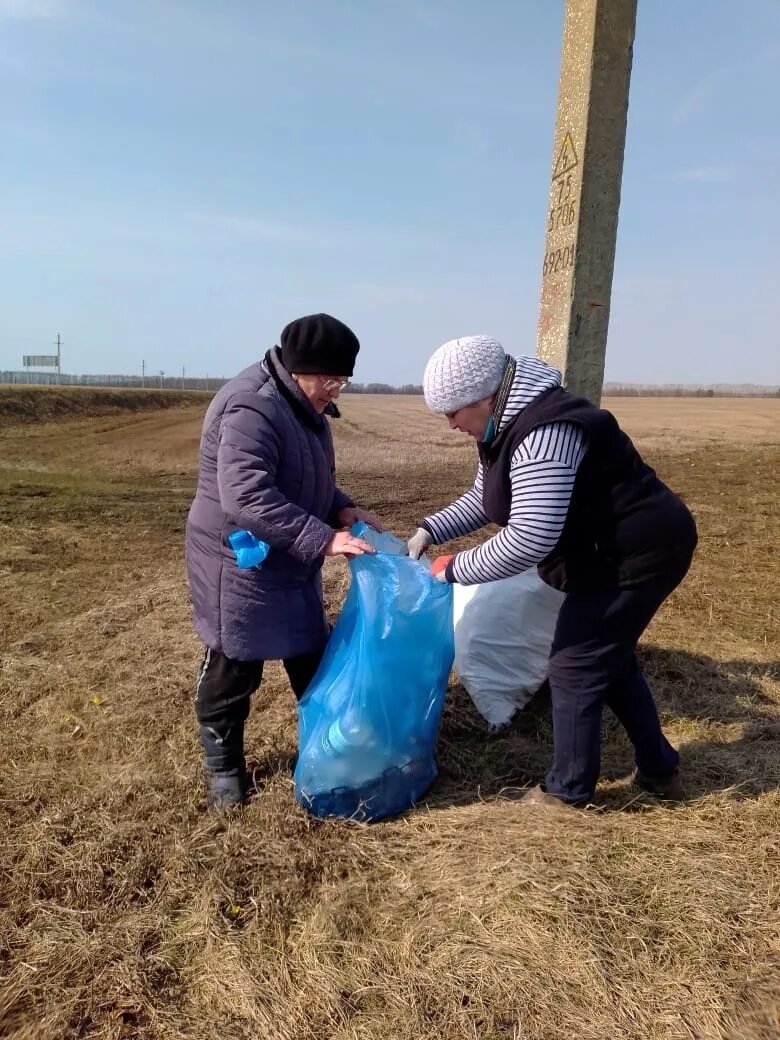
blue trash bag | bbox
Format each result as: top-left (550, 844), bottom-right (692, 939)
top-left (294, 522), bottom-right (454, 822)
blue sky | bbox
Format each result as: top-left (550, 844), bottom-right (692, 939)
top-left (1, 0), bottom-right (777, 384)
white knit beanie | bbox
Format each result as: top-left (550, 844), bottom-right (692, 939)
top-left (423, 335), bottom-right (507, 414)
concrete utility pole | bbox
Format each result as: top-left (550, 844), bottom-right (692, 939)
top-left (536, 0), bottom-right (637, 404)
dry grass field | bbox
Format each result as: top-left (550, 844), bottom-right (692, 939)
top-left (1, 387), bottom-right (778, 1040)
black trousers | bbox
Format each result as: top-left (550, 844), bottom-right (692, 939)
top-left (194, 645), bottom-right (325, 731)
top-left (545, 564), bottom-right (690, 804)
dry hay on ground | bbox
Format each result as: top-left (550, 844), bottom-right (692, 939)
top-left (0, 394), bottom-right (778, 1040)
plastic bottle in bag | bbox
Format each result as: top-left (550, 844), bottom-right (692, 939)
top-left (320, 714), bottom-right (381, 787)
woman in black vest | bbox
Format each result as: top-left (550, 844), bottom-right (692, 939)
top-left (407, 335), bottom-right (697, 808)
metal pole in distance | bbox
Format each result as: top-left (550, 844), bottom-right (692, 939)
top-left (536, 0), bottom-right (637, 404)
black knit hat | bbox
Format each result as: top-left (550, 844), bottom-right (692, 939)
top-left (280, 313), bottom-right (360, 377)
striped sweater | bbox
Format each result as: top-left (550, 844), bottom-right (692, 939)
top-left (422, 355), bottom-right (586, 585)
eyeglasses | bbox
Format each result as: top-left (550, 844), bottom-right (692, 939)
top-left (320, 376), bottom-right (350, 391)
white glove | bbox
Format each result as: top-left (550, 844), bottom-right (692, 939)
top-left (407, 527), bottom-right (433, 560)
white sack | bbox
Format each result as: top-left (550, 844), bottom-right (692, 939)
top-left (453, 569), bottom-right (565, 728)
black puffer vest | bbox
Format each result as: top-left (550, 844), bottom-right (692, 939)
top-left (478, 388), bottom-right (698, 593)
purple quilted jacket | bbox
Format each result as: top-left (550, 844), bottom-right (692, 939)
top-left (185, 348), bottom-right (352, 660)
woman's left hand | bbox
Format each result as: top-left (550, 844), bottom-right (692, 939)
top-left (336, 506), bottom-right (384, 532)
top-left (430, 555), bottom-right (455, 583)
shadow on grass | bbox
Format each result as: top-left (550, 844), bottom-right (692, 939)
top-left (245, 749), bottom-right (298, 799)
top-left (425, 646), bottom-right (780, 811)
top-left (234, 648), bottom-right (778, 818)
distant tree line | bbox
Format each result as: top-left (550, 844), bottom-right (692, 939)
top-left (343, 383), bottom-right (423, 395)
top-left (0, 371), bottom-right (426, 394)
top-left (602, 384), bottom-right (780, 398)
top-left (1, 371), bottom-right (777, 397)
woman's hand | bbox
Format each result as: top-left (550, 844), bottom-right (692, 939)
top-left (336, 506), bottom-right (384, 532)
top-left (324, 531), bottom-right (376, 558)
top-left (430, 554), bottom-right (455, 582)
top-left (406, 527), bottom-right (433, 560)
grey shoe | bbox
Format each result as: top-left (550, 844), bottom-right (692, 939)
top-left (633, 767), bottom-right (686, 802)
top-left (206, 768), bottom-right (246, 810)
top-left (199, 723), bottom-right (247, 810)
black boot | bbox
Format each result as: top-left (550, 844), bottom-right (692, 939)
top-left (199, 721), bottom-right (247, 809)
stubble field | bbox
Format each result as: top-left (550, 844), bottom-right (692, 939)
top-left (0, 388), bottom-right (778, 1040)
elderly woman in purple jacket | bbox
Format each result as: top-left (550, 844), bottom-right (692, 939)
top-left (185, 314), bottom-right (379, 808)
